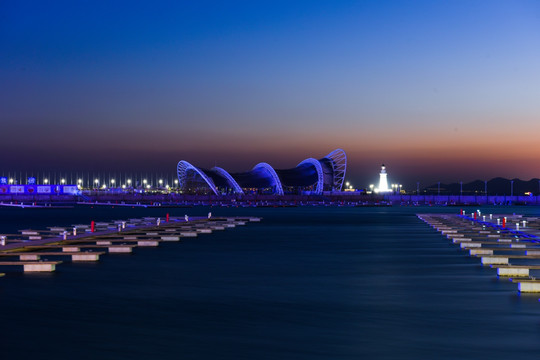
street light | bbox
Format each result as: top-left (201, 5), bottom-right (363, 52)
top-left (111, 179), bottom-right (115, 187)
top-left (8, 178), bottom-right (14, 184)
top-left (44, 178), bottom-right (49, 184)
top-left (60, 178), bottom-right (65, 184)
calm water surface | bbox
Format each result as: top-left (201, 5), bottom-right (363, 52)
top-left (1, 205), bottom-right (540, 359)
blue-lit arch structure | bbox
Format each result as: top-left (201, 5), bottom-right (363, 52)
top-left (297, 158), bottom-right (324, 195)
top-left (211, 167), bottom-right (244, 194)
top-left (177, 160), bottom-right (219, 195)
top-left (176, 149), bottom-right (347, 195)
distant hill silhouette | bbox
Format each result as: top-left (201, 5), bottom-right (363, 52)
top-left (423, 178), bottom-right (540, 195)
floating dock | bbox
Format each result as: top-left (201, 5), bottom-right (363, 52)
top-left (0, 216), bottom-right (261, 274)
top-left (418, 212), bottom-right (540, 293)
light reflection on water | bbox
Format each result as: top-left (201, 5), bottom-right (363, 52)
top-left (0, 205), bottom-right (540, 359)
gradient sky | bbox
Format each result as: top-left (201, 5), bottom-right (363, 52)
top-left (2, 0), bottom-right (540, 189)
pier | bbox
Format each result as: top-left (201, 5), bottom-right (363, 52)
top-left (0, 215), bottom-right (261, 274)
top-left (419, 212), bottom-right (540, 293)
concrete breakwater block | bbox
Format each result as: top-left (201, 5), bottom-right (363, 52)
top-left (497, 267), bottom-right (529, 277)
top-left (481, 256), bottom-right (509, 265)
top-left (137, 240), bottom-right (159, 247)
top-left (63, 246), bottom-right (80, 252)
top-left (24, 263), bottom-right (57, 272)
top-left (452, 238), bottom-right (472, 243)
top-left (20, 254), bottom-right (40, 261)
top-left (108, 246), bottom-right (133, 253)
top-left (460, 242), bottom-right (481, 248)
top-left (469, 249), bottom-right (493, 255)
top-left (180, 232), bottom-right (197, 237)
top-left (72, 253), bottom-right (101, 261)
top-left (518, 282), bottom-right (540, 293)
top-left (160, 236), bottom-right (179, 241)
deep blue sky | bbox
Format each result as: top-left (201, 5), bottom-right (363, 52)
top-left (2, 1), bottom-right (540, 188)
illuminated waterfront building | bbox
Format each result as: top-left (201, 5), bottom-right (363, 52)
top-left (176, 149), bottom-right (347, 195)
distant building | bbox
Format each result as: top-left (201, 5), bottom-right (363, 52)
top-left (176, 149), bottom-right (347, 195)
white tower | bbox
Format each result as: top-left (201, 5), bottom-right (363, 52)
top-left (376, 164), bottom-right (391, 193)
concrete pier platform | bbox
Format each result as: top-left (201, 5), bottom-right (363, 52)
top-left (0, 261), bottom-right (62, 272)
top-left (0, 216), bottom-right (260, 277)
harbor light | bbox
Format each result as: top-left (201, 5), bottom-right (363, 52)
top-left (146, 184), bottom-right (151, 189)
top-left (127, 179), bottom-right (132, 185)
top-left (143, 179), bottom-right (147, 184)
top-left (174, 179), bottom-right (178, 185)
top-left (111, 179), bottom-right (115, 187)
top-left (122, 184), bottom-right (126, 189)
top-left (159, 179), bottom-right (163, 185)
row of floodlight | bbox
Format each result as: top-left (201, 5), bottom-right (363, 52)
top-left (2, 177), bottom-right (181, 188)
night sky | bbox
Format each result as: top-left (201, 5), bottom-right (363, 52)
top-left (2, 1), bottom-right (540, 189)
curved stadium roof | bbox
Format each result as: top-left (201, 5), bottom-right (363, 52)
top-left (176, 149), bottom-right (347, 195)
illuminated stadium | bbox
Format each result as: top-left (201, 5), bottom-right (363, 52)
top-left (177, 149), bottom-right (347, 195)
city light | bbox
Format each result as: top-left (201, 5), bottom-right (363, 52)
top-left (60, 178), bottom-right (65, 184)
top-left (44, 178), bottom-right (49, 184)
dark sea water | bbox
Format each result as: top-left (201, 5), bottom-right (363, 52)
top-left (1, 205), bottom-right (540, 359)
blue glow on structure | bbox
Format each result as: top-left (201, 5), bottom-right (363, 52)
top-left (177, 160), bottom-right (219, 195)
top-left (252, 163), bottom-right (284, 195)
top-left (297, 158), bottom-right (324, 195)
top-left (325, 149), bottom-right (347, 191)
top-left (211, 167), bottom-right (244, 194)
top-left (176, 149), bottom-right (347, 195)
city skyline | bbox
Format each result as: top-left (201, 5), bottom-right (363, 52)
top-left (2, 1), bottom-right (540, 188)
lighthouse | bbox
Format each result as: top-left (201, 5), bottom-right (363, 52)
top-left (376, 164), bottom-right (391, 193)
